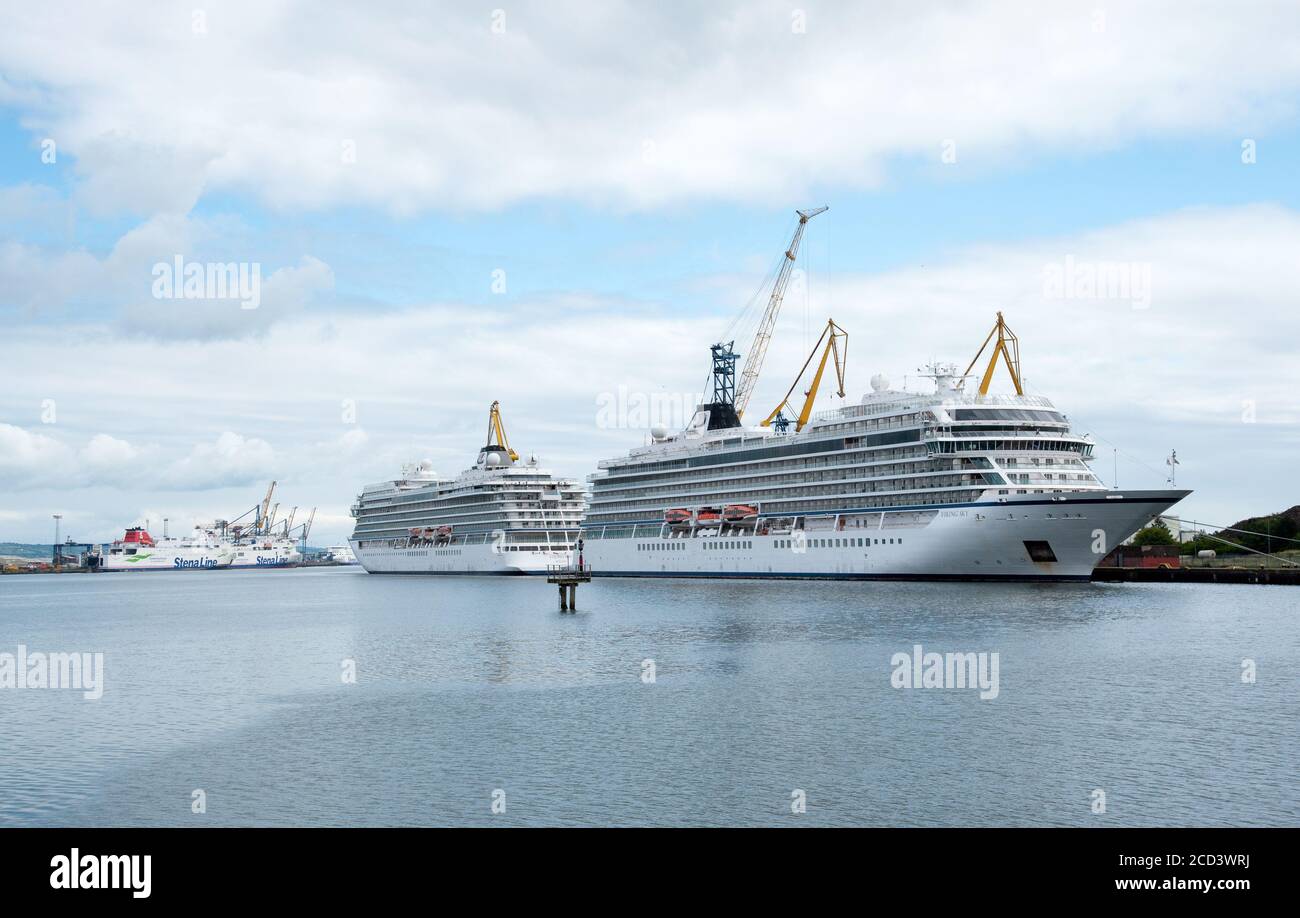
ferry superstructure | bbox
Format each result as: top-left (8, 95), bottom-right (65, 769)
top-left (226, 536), bottom-right (303, 568)
top-left (348, 402), bottom-right (586, 574)
top-left (581, 316), bottom-right (1188, 582)
top-left (95, 526), bottom-right (235, 571)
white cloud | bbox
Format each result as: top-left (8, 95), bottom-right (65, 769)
top-left (79, 434), bottom-right (143, 486)
top-left (1, 2), bottom-right (1297, 213)
top-left (160, 432), bottom-right (277, 490)
top-left (0, 426), bottom-right (146, 489)
top-left (0, 206), bottom-right (334, 334)
top-left (0, 423), bottom-right (70, 488)
top-left (119, 254), bottom-right (335, 339)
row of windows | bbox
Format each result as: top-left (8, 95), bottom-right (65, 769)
top-left (586, 486), bottom-right (987, 525)
top-left (596, 445), bottom-right (928, 496)
top-left (638, 542), bottom-right (685, 552)
top-left (591, 449), bottom-right (936, 505)
top-left (586, 488), bottom-right (989, 530)
top-left (604, 426), bottom-right (923, 479)
top-left (587, 471), bottom-right (987, 519)
top-left (773, 537), bottom-right (901, 549)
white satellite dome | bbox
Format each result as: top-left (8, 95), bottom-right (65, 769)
top-left (650, 426), bottom-right (668, 440)
top-left (485, 452), bottom-right (501, 466)
top-left (870, 373), bottom-right (890, 392)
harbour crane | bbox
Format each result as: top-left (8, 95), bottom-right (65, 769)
top-left (964, 311), bottom-right (1023, 395)
top-left (761, 318), bottom-right (848, 433)
top-left (734, 206), bottom-right (828, 419)
top-left (486, 400), bottom-right (519, 462)
top-left (257, 481), bottom-right (277, 533)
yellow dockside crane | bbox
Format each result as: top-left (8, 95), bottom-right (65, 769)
top-left (486, 400), bottom-right (519, 461)
top-left (965, 311), bottom-right (1023, 395)
top-left (761, 318), bottom-right (848, 433)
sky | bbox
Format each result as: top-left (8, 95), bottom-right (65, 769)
top-left (2, 0), bottom-right (1299, 545)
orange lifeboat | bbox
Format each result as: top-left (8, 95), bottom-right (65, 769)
top-left (695, 507), bottom-right (722, 526)
top-left (664, 509), bottom-right (692, 526)
top-left (723, 504), bottom-right (758, 523)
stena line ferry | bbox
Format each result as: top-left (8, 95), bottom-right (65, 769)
top-left (94, 526), bottom-right (234, 571)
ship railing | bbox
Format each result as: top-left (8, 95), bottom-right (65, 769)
top-left (959, 393), bottom-right (1055, 408)
top-left (547, 562), bottom-right (592, 575)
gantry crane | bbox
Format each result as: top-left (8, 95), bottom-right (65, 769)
top-left (734, 206), bottom-right (828, 419)
top-left (761, 318), bottom-right (848, 433)
top-left (964, 311), bottom-right (1023, 395)
top-left (486, 400), bottom-right (519, 461)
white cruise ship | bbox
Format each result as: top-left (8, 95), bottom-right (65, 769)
top-left (348, 402), bottom-right (586, 574)
top-left (95, 526), bottom-right (235, 571)
top-left (581, 315), bottom-right (1188, 582)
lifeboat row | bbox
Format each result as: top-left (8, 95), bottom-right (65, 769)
top-left (408, 525), bottom-right (454, 545)
top-left (664, 505), bottom-right (759, 528)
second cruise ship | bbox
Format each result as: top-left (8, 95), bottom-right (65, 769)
top-left (348, 402), bottom-right (586, 574)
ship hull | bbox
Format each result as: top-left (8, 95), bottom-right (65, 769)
top-left (96, 550), bottom-right (234, 572)
top-left (349, 539), bottom-right (572, 575)
top-left (582, 489), bottom-right (1188, 582)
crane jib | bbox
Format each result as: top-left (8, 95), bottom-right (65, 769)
top-left (734, 206), bottom-right (827, 419)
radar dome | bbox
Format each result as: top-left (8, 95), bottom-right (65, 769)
top-left (650, 426), bottom-right (668, 440)
top-left (870, 373), bottom-right (890, 392)
top-left (485, 453), bottom-right (501, 466)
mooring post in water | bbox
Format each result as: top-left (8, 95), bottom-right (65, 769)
top-left (548, 563), bottom-right (591, 614)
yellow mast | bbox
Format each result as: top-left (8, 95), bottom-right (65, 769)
top-left (486, 400), bottom-right (519, 461)
top-left (964, 311), bottom-right (1023, 395)
top-left (761, 318), bottom-right (848, 432)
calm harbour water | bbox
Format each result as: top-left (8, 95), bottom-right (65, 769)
top-left (0, 567), bottom-right (1295, 827)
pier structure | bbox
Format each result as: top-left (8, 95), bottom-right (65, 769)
top-left (547, 563), bottom-right (592, 612)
